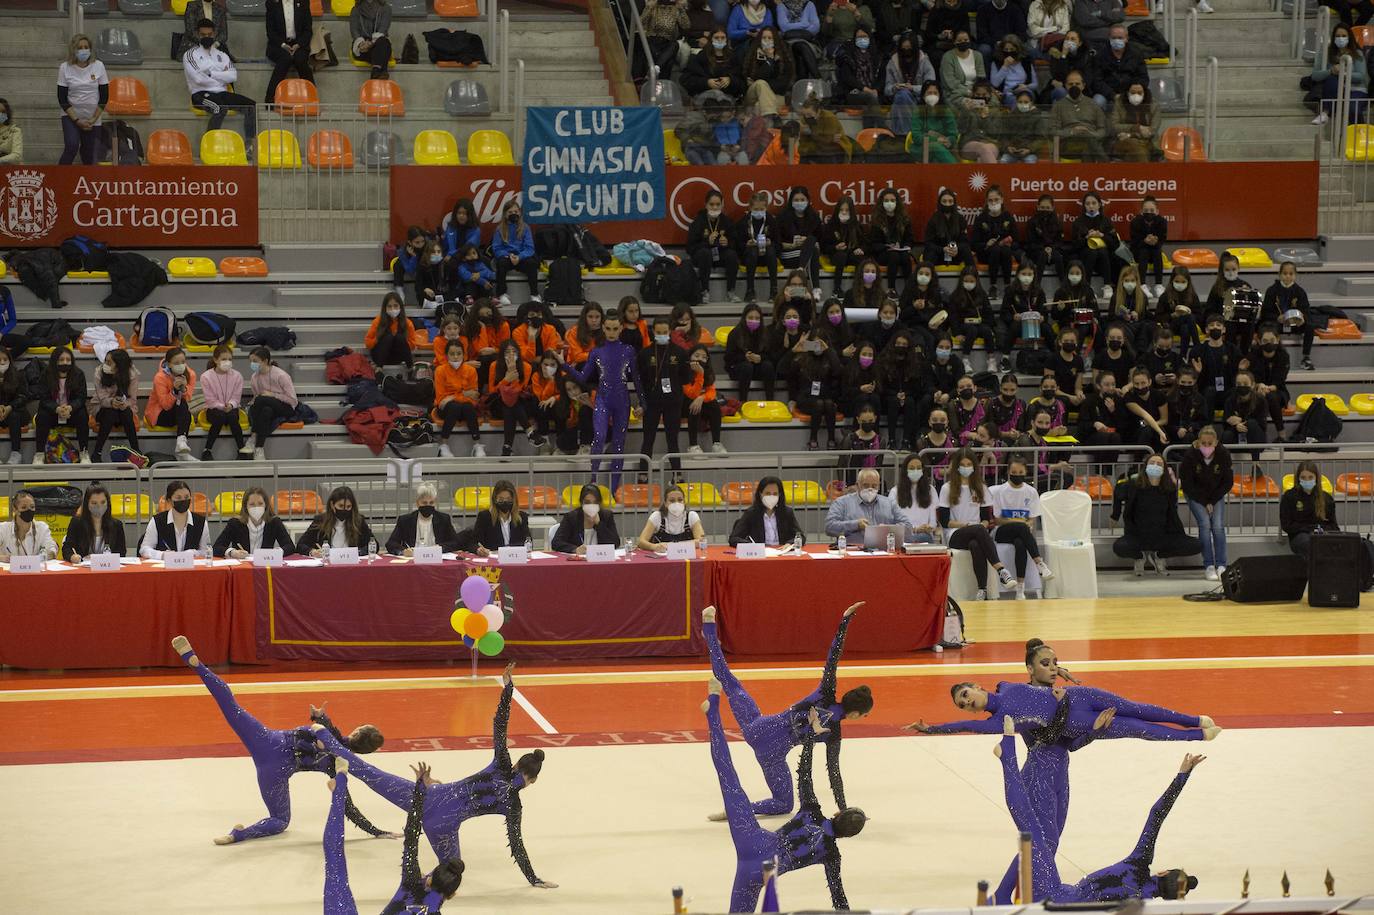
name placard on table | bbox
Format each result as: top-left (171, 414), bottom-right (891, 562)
top-left (412, 545), bottom-right (443, 565)
top-left (9, 555), bottom-right (43, 574)
top-left (498, 546), bottom-right (529, 565)
top-left (89, 553), bottom-right (122, 572)
top-left (252, 548), bottom-right (284, 568)
top-left (585, 544), bottom-right (616, 563)
top-left (163, 551), bottom-right (197, 570)
top-left (665, 541), bottom-right (695, 561)
top-left (735, 542), bottom-right (767, 559)
top-left (328, 547), bottom-right (360, 566)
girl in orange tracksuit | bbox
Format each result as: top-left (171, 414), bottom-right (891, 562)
top-left (144, 346), bottom-right (198, 457)
top-left (564, 302), bottom-right (605, 367)
top-left (618, 296), bottom-right (651, 351)
top-left (683, 343), bottom-right (726, 454)
top-left (365, 292), bottom-right (428, 367)
top-left (432, 315), bottom-right (466, 368)
top-left (460, 300), bottom-right (510, 387)
top-left (512, 305), bottom-right (563, 363)
top-left (486, 340), bottom-right (546, 456)
top-left (433, 337), bottom-right (483, 458)
top-left (530, 352), bottom-right (561, 452)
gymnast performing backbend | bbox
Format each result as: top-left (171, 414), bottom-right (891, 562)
top-left (701, 602), bottom-right (873, 818)
top-left (172, 635), bottom-right (392, 846)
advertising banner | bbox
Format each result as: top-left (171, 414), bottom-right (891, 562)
top-left (521, 106), bottom-right (665, 224)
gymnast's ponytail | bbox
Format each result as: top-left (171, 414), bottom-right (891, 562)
top-left (516, 749), bottom-right (545, 783)
top-left (432, 859), bottom-right (465, 896)
top-left (1024, 638), bottom-right (1050, 667)
top-left (840, 685), bottom-right (874, 716)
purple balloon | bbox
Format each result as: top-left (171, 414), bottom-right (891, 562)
top-left (460, 575), bottom-right (491, 611)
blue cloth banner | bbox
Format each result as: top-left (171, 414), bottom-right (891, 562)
top-left (522, 106), bottom-right (665, 224)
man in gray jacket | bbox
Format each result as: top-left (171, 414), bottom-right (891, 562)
top-left (1049, 70), bottom-right (1106, 160)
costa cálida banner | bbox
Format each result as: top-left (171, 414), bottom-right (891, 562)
top-left (391, 161), bottom-right (1318, 245)
top-left (0, 166), bottom-right (258, 247)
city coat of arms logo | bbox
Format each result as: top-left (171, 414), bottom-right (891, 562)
top-left (0, 170), bottom-right (60, 240)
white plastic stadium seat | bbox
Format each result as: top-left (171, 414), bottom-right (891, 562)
top-left (1039, 490), bottom-right (1098, 599)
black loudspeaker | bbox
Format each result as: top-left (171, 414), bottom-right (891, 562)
top-left (1223, 555), bottom-right (1308, 603)
top-left (1308, 532), bottom-right (1368, 608)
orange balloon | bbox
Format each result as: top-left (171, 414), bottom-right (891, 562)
top-left (449, 608), bottom-right (471, 634)
top-left (463, 613), bottom-right (490, 639)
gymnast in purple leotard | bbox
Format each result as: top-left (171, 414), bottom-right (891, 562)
top-left (322, 762), bottom-right (464, 914)
top-left (703, 683), bottom-right (867, 913)
top-left (702, 603), bottom-right (872, 817)
top-left (557, 310), bottom-right (643, 491)
top-left (172, 636), bottom-right (389, 846)
top-left (317, 663), bottom-right (556, 889)
top-left (995, 715), bottom-right (1203, 902)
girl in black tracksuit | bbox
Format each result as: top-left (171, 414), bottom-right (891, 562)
top-left (1260, 262), bottom-right (1315, 370)
top-left (969, 191), bottom-right (1020, 298)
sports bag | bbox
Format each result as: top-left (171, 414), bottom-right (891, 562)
top-left (571, 225), bottom-right (612, 268)
top-left (25, 319), bottom-right (80, 348)
top-left (543, 256), bottom-right (584, 306)
top-left (28, 483), bottom-right (83, 513)
top-left (44, 431), bottom-right (80, 465)
top-left (1016, 346), bottom-right (1054, 376)
top-left (184, 311), bottom-right (237, 346)
top-left (236, 326), bottom-right (297, 350)
top-left (640, 256), bottom-right (700, 305)
top-left (134, 305), bottom-right (179, 347)
top-left (59, 234), bottom-right (110, 272)
top-left (1292, 395), bottom-right (1342, 447)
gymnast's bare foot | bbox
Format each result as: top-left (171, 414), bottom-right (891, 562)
top-left (702, 605), bottom-right (716, 624)
top-left (1203, 725), bottom-right (1222, 741)
top-left (1199, 715), bottom-right (1215, 729)
top-left (707, 810), bottom-right (728, 821)
top-left (172, 635), bottom-right (198, 666)
top-left (213, 827), bottom-right (243, 845)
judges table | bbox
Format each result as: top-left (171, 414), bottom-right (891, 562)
top-left (0, 547), bottom-right (950, 669)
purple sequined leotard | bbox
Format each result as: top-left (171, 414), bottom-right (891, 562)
top-left (561, 339), bottom-right (643, 491)
top-left (925, 682), bottom-right (1204, 744)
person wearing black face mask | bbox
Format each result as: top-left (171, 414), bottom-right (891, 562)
top-left (1143, 331), bottom-right (1181, 392)
top-left (1167, 370), bottom-right (1207, 446)
top-left (1219, 370), bottom-right (1267, 453)
top-left (1245, 323), bottom-right (1292, 440)
top-left (1191, 316), bottom-right (1240, 423)
top-left (1076, 369), bottom-right (1126, 467)
top-left (1049, 332), bottom-right (1085, 403)
top-left (299, 485), bottom-right (378, 557)
top-left (878, 333), bottom-right (924, 449)
top-left (387, 483), bottom-right (467, 555)
top-left (1, 488), bottom-right (58, 560)
top-left (1093, 323), bottom-right (1133, 387)
top-left (922, 190), bottom-right (975, 271)
top-left (33, 347), bottom-right (91, 465)
top-left (139, 480), bottom-right (212, 559)
top-left (178, 1), bottom-right (230, 59)
top-left (184, 18), bottom-right (257, 157)
top-left (950, 373), bottom-right (987, 443)
top-left (470, 479), bottom-right (533, 555)
top-left (1023, 195), bottom-right (1067, 281)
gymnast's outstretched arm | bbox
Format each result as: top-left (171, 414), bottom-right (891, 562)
top-left (1126, 758), bottom-right (1200, 868)
top-left (818, 603), bottom-right (863, 703)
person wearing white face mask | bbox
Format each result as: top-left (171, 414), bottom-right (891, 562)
top-left (142, 348), bottom-right (196, 461)
top-left (89, 348), bottom-right (144, 465)
top-left (824, 467), bottom-right (910, 541)
top-left (1000, 86), bottom-right (1045, 163)
top-left (245, 346), bottom-right (298, 461)
top-left (735, 190), bottom-right (779, 304)
top-left (1261, 262), bottom-right (1315, 370)
top-left (200, 343), bottom-right (247, 461)
top-left (57, 34), bottom-right (108, 165)
top-left (971, 186), bottom-right (1020, 303)
top-left (1111, 454), bottom-right (1199, 576)
top-left (1309, 25), bottom-right (1369, 126)
top-left (1108, 80), bottom-right (1159, 162)
top-left (891, 454), bottom-right (940, 543)
top-left (638, 484), bottom-right (706, 552)
top-left (742, 27), bottom-right (794, 117)
top-left (1279, 460), bottom-right (1340, 560)
top-left (729, 476), bottom-right (805, 547)
top-left (552, 483), bottom-right (620, 555)
top-left (62, 483), bottom-right (126, 561)
top-left (215, 486), bottom-right (296, 559)
top-left (911, 80), bottom-right (958, 162)
top-left (1204, 253), bottom-right (1256, 347)
top-left (823, 196), bottom-right (866, 297)
top-left (938, 449), bottom-right (1016, 599)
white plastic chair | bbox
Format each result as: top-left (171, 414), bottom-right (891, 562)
top-left (946, 546), bottom-right (982, 601)
top-left (1039, 490), bottom-right (1097, 598)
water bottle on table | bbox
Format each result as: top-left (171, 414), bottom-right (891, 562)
top-left (886, 532), bottom-right (896, 553)
top-left (836, 533), bottom-right (847, 553)
top-left (793, 532), bottom-right (804, 554)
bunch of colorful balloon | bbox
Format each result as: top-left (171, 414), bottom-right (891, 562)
top-left (450, 573), bottom-right (509, 657)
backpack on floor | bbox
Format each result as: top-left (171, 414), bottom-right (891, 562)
top-left (236, 326), bottom-right (297, 350)
top-left (184, 311), bottom-right (237, 346)
top-left (640, 256), bottom-right (700, 305)
top-left (1292, 395), bottom-right (1342, 447)
top-left (941, 596), bottom-right (967, 647)
top-left (1015, 346), bottom-right (1053, 376)
top-left (543, 256), bottom-right (584, 306)
top-left (134, 305), bottom-right (179, 347)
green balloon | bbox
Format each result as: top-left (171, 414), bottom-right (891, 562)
top-left (477, 631), bottom-right (505, 657)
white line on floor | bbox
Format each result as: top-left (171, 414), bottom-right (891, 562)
top-left (503, 676), bottom-right (557, 735)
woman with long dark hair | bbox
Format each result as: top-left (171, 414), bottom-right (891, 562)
top-left (61, 483), bottom-right (126, 561)
top-left (891, 453), bottom-right (939, 543)
top-left (725, 303), bottom-right (776, 402)
top-left (214, 486), bottom-right (296, 559)
top-left (1111, 453), bottom-right (1200, 575)
top-left (90, 348), bottom-right (141, 463)
top-left (472, 478), bottom-right (533, 554)
top-left (34, 346), bottom-right (90, 464)
top-left (1280, 460), bottom-right (1340, 559)
top-left (366, 291), bottom-right (422, 367)
top-left (487, 339), bottom-right (544, 456)
top-left (247, 346), bottom-right (298, 460)
top-left (938, 448), bottom-right (1015, 599)
top-left (298, 485), bottom-right (377, 557)
top-left (728, 475), bottom-right (804, 546)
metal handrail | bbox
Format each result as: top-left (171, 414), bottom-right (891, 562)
top-left (488, 0), bottom-right (498, 73)
top-left (1205, 56), bottom-right (1218, 159)
top-left (500, 9), bottom-right (510, 113)
top-left (1291, 0), bottom-right (1306, 59)
top-left (1163, 0), bottom-right (1176, 63)
top-left (622, 0), bottom-right (657, 102)
top-left (1314, 5), bottom-right (1331, 70)
top-left (1185, 8), bottom-right (1199, 111)
top-left (514, 58), bottom-right (527, 163)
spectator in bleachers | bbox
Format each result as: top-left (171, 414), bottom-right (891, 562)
top-left (776, 1), bottom-right (823, 80)
top-left (264, 0), bottom-right (314, 108)
top-left (1040, 30), bottom-right (1096, 104)
top-left (925, 332), bottom-right (960, 411)
top-left (488, 340), bottom-right (544, 456)
top-left (57, 34), bottom-right (109, 166)
top-left (1051, 70), bottom-right (1107, 160)
top-left (565, 303), bottom-right (605, 368)
top-left (1046, 330), bottom-right (1086, 402)
top-left (298, 485), bottom-right (378, 557)
top-left (818, 297), bottom-right (859, 358)
top-left (787, 328), bottom-right (842, 450)
top-left (687, 190), bottom-right (741, 302)
top-left (456, 245), bottom-right (497, 302)
top-left (736, 190), bottom-right (779, 304)
top-left (89, 349), bottom-right (140, 464)
top-left (683, 0), bottom-right (717, 56)
top-left (1220, 369), bottom-right (1267, 448)
top-left (877, 328), bottom-right (923, 448)
top-left (637, 483), bottom-right (707, 550)
top-left (1096, 24), bottom-right (1148, 102)
top-left (1111, 453), bottom-right (1199, 575)
top-left (956, 80), bottom-right (1004, 163)
top-left (923, 0), bottom-right (969, 66)
top-left (840, 402), bottom-right (884, 482)
top-left (434, 338), bottom-right (482, 458)
top-left (461, 299), bottom-right (509, 384)
top-left (555, 363), bottom-right (597, 455)
top-left (1311, 24), bottom-right (1369, 125)
top-left (1129, 196), bottom-right (1166, 296)
top-left (1071, 0), bottom-right (1122, 46)
top-left (776, 186), bottom-right (823, 293)
top-left (442, 199), bottom-right (481, 257)
top-left (1143, 322), bottom-right (1182, 390)
top-left (914, 406), bottom-right (955, 474)
top-left (1179, 425), bottom-right (1231, 580)
top-left (891, 453), bottom-right (939, 541)
top-left (671, 303), bottom-right (715, 349)
top-left (1168, 367), bottom-right (1208, 446)
top-left (684, 343), bottom-right (726, 453)
top-left (530, 352), bottom-right (562, 453)
top-left (1093, 322), bottom-right (1133, 387)
top-left (910, 81), bottom-right (958, 162)
top-left (619, 297), bottom-right (650, 349)
top-left (939, 28), bottom-right (986, 109)
top-left (922, 187), bottom-right (974, 272)
top-left (1157, 265), bottom-right (1200, 347)
top-left (1109, 265), bottom-right (1148, 349)
top-left (728, 476), bottom-right (804, 546)
top-left (143, 348), bottom-right (196, 462)
top-left (978, 0), bottom-right (1030, 65)
top-left (1049, 261), bottom-right (1092, 342)
top-left (769, 302), bottom-right (807, 377)
top-left (392, 226), bottom-right (427, 301)
top-left (728, 0), bottom-right (775, 50)
top-left (246, 347), bottom-right (297, 460)
top-left (1016, 406), bottom-right (1075, 489)
top-left (1206, 253), bottom-right (1257, 347)
top-left (1261, 262), bottom-right (1315, 371)
top-left (742, 27), bottom-right (794, 116)
top-left (1321, 0), bottom-right (1372, 27)
top-left (0, 349), bottom-right (28, 465)
top-left (869, 187), bottom-right (915, 286)
top-left (1027, 0), bottom-right (1071, 58)
top-left (1004, 263), bottom-right (1047, 360)
top-left (990, 36), bottom-right (1037, 107)
top-left (0, 98), bottom-right (20, 164)
top-left (366, 292), bottom-right (422, 368)
top-left (938, 449), bottom-right (1015, 597)
top-left (415, 237), bottom-right (453, 309)
top-left (725, 303), bottom-right (776, 401)
top-left (1108, 81), bottom-right (1158, 161)
top-left (62, 483), bottom-right (126, 561)
top-left (971, 185), bottom-right (1019, 302)
top-left (494, 199), bottom-right (541, 305)
top-left (950, 269), bottom-right (1002, 375)
top-left (434, 316), bottom-right (464, 368)
top-left (950, 373), bottom-right (986, 441)
top-left (826, 0), bottom-right (878, 51)
top-left (139, 480), bottom-right (212, 559)
top-left (216, 487), bottom-right (296, 559)
top-left (897, 263), bottom-right (941, 350)
top-left (844, 257), bottom-right (887, 312)
top-left (842, 340), bottom-right (882, 417)
top-left (756, 112), bottom-right (801, 164)
top-left (638, 314), bottom-right (689, 475)
top-left (837, 27), bottom-right (885, 115)
top-left (1076, 368), bottom-right (1125, 464)
top-left (1024, 374), bottom-right (1068, 433)
top-left (178, 0), bottom-right (231, 60)
top-left (387, 482), bottom-right (465, 555)
top-left (642, 0), bottom-right (690, 79)
top-left (200, 344), bottom-right (246, 462)
top-left (350, 0), bottom-right (394, 80)
top-left (822, 196), bottom-right (865, 297)
top-left (1124, 365), bottom-right (1170, 450)
top-left (873, 3), bottom-right (917, 53)
top-left (552, 483), bottom-right (620, 554)
top-left (0, 489), bottom-right (58, 560)
top-left (797, 94), bottom-right (851, 162)
top-left (885, 31), bottom-right (936, 107)
top-left (682, 29), bottom-right (746, 103)
top-left (1071, 192), bottom-right (1117, 297)
top-left (775, 271), bottom-right (817, 327)
top-left (1280, 460), bottom-right (1340, 559)
top-left (1022, 194), bottom-right (1066, 281)
top-left (1193, 312), bottom-right (1241, 420)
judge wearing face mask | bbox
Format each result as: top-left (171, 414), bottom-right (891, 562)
top-left (729, 476), bottom-right (805, 547)
top-left (824, 467), bottom-right (909, 539)
top-left (214, 486), bottom-right (296, 559)
top-left (472, 479), bottom-right (532, 555)
top-left (298, 486), bottom-right (377, 558)
top-left (552, 483), bottom-right (620, 555)
top-left (61, 483), bottom-right (126, 562)
top-left (637, 484), bottom-right (707, 552)
top-left (139, 480), bottom-right (212, 560)
top-left (1, 488), bottom-right (59, 560)
top-left (387, 482), bottom-right (465, 556)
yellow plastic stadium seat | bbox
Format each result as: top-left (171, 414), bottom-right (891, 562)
top-left (196, 408), bottom-right (247, 430)
top-left (0, 259), bottom-right (6, 277)
top-left (414, 129), bottom-right (460, 165)
top-left (782, 480), bottom-right (826, 505)
top-left (183, 335), bottom-right (234, 354)
top-left (1282, 473), bottom-right (1334, 495)
top-left (214, 491), bottom-right (245, 517)
top-left (172, 0), bottom-right (190, 12)
top-left (454, 486), bottom-right (491, 510)
top-left (681, 482), bottom-right (720, 508)
top-left (257, 129), bottom-right (302, 168)
top-left (722, 410), bottom-right (742, 423)
top-left (663, 129), bottom-right (688, 165)
top-left (714, 325), bottom-right (731, 347)
top-left (168, 256), bottom-right (217, 277)
top-left (741, 400), bottom-right (792, 423)
top-left (1226, 247), bottom-right (1273, 269)
top-left (68, 270), bottom-right (110, 279)
top-left (592, 264), bottom-right (636, 276)
top-left (110, 493), bottom-right (150, 519)
top-left (1350, 393), bottom-right (1374, 415)
top-left (28, 346), bottom-right (56, 355)
top-left (1345, 125), bottom-right (1373, 161)
top-left (0, 496), bottom-right (7, 517)
top-left (819, 255), bottom-right (852, 279)
top-left (351, 51), bottom-right (396, 68)
top-left (200, 128), bottom-right (248, 165)
top-left (561, 484), bottom-right (613, 507)
top-left (331, 0), bottom-right (355, 15)
top-left (466, 129), bottom-right (515, 165)
top-left (1294, 393), bottom-right (1349, 415)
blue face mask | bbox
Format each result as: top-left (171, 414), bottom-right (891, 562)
top-left (712, 38), bottom-right (727, 50)
top-left (1109, 38), bottom-right (1126, 51)
top-left (957, 465), bottom-right (974, 478)
top-left (1299, 478), bottom-right (1317, 492)
top-left (855, 37), bottom-right (870, 50)
top-left (1145, 464), bottom-right (1164, 479)
top-left (935, 347), bottom-right (952, 359)
top-left (429, 254), bottom-right (442, 264)
top-left (75, 48), bottom-right (91, 62)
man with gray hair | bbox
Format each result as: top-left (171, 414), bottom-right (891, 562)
top-left (824, 468), bottom-right (910, 542)
top-left (385, 481), bottom-right (468, 555)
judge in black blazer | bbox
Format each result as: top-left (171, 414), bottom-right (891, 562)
top-left (471, 479), bottom-right (533, 555)
top-left (728, 475), bottom-right (806, 547)
top-left (297, 485), bottom-right (378, 558)
top-left (215, 487), bottom-right (297, 559)
top-left (264, 0), bottom-right (314, 108)
top-left (139, 480), bottom-right (213, 559)
top-left (61, 483), bottom-right (127, 561)
top-left (386, 482), bottom-right (468, 555)
top-left (551, 483), bottom-right (619, 554)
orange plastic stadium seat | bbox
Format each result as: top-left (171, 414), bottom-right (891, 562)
top-left (1161, 126), bottom-right (1206, 161)
top-left (1314, 318), bottom-right (1361, 339)
top-left (359, 79), bottom-right (405, 115)
top-left (310, 0), bottom-right (323, 13)
top-left (274, 78), bottom-right (320, 116)
top-left (1353, 25), bottom-right (1373, 47)
top-left (307, 129), bottom-right (355, 168)
top-left (159, 493), bottom-right (211, 514)
top-left (722, 481), bottom-right (756, 505)
top-left (276, 490), bottom-right (323, 516)
top-left (219, 256), bottom-right (268, 276)
top-left (146, 129), bottom-right (194, 165)
top-left (1070, 475), bottom-right (1113, 501)
top-left (78, 331), bottom-right (126, 353)
top-left (517, 485), bottom-right (560, 510)
top-left (855, 127), bottom-right (893, 152)
top-left (1337, 473), bottom-right (1373, 496)
top-left (615, 484), bottom-right (663, 508)
top-left (106, 76), bottom-right (152, 115)
top-left (1125, 0), bottom-right (1150, 13)
top-left (435, 0), bottom-right (479, 15)
top-left (1171, 248), bottom-right (1219, 268)
top-left (1232, 474), bottom-right (1279, 497)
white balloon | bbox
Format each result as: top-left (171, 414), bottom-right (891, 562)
top-left (481, 603), bottom-right (505, 633)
